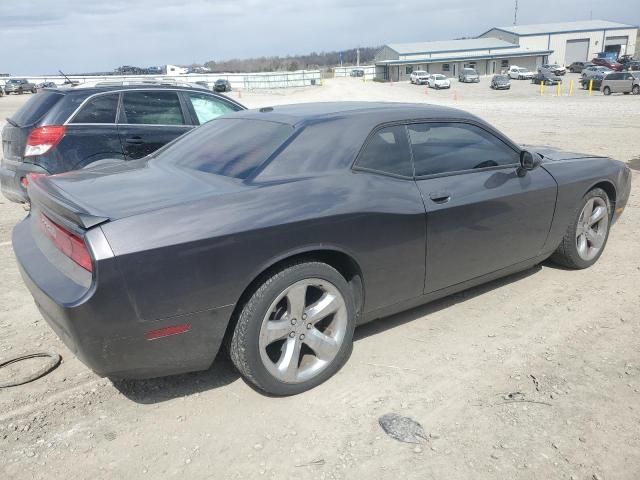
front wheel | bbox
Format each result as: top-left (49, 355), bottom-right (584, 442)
top-left (550, 188), bottom-right (611, 269)
top-left (633, 85), bottom-right (639, 95)
top-left (230, 261), bottom-right (356, 395)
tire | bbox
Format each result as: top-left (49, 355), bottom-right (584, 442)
top-left (550, 188), bottom-right (611, 269)
top-left (633, 85), bottom-right (639, 95)
top-left (18, 88), bottom-right (23, 95)
top-left (31, 88), bottom-right (37, 94)
top-left (603, 86), bottom-right (611, 95)
top-left (230, 261), bottom-right (356, 395)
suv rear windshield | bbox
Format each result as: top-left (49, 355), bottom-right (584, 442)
top-left (152, 118), bottom-right (293, 179)
top-left (9, 91), bottom-right (64, 127)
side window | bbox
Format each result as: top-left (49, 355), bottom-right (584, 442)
top-left (71, 94), bottom-right (119, 124)
top-left (356, 125), bottom-right (413, 177)
top-left (185, 92), bottom-right (237, 125)
top-left (408, 123), bottom-right (519, 177)
top-left (120, 91), bottom-right (185, 125)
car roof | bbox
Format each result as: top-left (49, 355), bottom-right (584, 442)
top-left (224, 102), bottom-right (478, 128)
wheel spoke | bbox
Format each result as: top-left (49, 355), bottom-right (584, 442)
top-left (276, 337), bottom-right (302, 382)
top-left (305, 292), bottom-right (340, 324)
top-left (303, 328), bottom-right (339, 361)
top-left (263, 319), bottom-right (292, 344)
top-left (577, 233), bottom-right (588, 254)
top-left (588, 206), bottom-right (606, 226)
top-left (285, 284), bottom-right (307, 319)
top-left (586, 228), bottom-right (605, 248)
top-left (581, 199), bottom-right (595, 222)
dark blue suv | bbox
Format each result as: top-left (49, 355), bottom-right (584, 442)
top-left (1, 85), bottom-right (245, 203)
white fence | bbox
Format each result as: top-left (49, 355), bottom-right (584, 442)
top-left (333, 65), bottom-right (376, 80)
top-left (0, 70), bottom-right (322, 90)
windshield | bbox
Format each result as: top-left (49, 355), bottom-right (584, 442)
top-left (6, 79), bottom-right (23, 84)
top-left (152, 118), bottom-right (293, 179)
top-left (495, 75), bottom-right (508, 81)
top-left (414, 71), bottom-right (427, 75)
top-left (463, 69), bottom-right (476, 73)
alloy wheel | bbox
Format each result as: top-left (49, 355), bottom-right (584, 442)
top-left (258, 278), bottom-right (348, 384)
top-left (575, 197), bottom-right (609, 261)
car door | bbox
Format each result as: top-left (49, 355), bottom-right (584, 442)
top-left (408, 121), bottom-right (557, 293)
top-left (620, 72), bottom-right (634, 92)
top-left (65, 92), bottom-right (124, 170)
top-left (117, 90), bottom-right (192, 159)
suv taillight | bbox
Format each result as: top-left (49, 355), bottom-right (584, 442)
top-left (25, 126), bottom-right (65, 157)
top-left (38, 212), bottom-right (93, 272)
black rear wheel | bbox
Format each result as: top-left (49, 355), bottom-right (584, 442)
top-left (633, 85), bottom-right (639, 95)
top-left (230, 261), bottom-right (356, 395)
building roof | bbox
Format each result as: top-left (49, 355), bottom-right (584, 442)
top-left (387, 38), bottom-right (518, 55)
top-left (486, 20), bottom-right (636, 36)
top-left (376, 48), bottom-right (553, 65)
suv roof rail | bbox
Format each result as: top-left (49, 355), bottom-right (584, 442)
top-left (73, 78), bottom-right (210, 89)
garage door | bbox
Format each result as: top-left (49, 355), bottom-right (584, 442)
top-left (605, 36), bottom-right (628, 47)
top-left (565, 39), bottom-right (589, 64)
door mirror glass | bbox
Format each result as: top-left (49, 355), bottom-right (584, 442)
top-left (520, 150), bottom-right (543, 171)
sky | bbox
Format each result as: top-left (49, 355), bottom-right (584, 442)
top-left (1, 0), bottom-right (639, 74)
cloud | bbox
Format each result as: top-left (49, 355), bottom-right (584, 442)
top-left (0, 0), bottom-right (638, 74)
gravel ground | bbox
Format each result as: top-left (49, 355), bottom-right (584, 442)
top-left (1, 77), bottom-right (639, 480)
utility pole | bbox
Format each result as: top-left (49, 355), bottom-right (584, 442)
top-left (356, 48), bottom-right (360, 67)
top-left (513, 0), bottom-right (518, 25)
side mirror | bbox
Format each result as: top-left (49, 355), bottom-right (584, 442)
top-left (518, 150), bottom-right (543, 175)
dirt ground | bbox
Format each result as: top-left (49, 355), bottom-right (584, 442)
top-left (1, 77), bottom-right (639, 480)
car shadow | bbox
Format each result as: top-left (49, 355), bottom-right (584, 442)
top-left (114, 264), bottom-right (544, 404)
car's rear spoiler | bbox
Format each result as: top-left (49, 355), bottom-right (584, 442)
top-left (27, 176), bottom-right (109, 229)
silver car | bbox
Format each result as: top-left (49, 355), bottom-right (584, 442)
top-left (582, 66), bottom-right (611, 80)
top-left (600, 71), bottom-right (640, 95)
top-left (458, 68), bottom-right (480, 83)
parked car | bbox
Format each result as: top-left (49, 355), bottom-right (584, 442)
top-left (490, 74), bottom-right (511, 90)
top-left (350, 68), bottom-right (365, 77)
top-left (531, 72), bottom-right (562, 85)
top-left (617, 54), bottom-right (634, 65)
top-left (538, 64), bottom-right (566, 76)
top-left (600, 71), bottom-right (640, 95)
top-left (13, 102), bottom-right (631, 395)
top-left (581, 66), bottom-right (611, 80)
top-left (37, 82), bottom-right (57, 89)
top-left (0, 85), bottom-right (245, 203)
top-left (214, 79), bottom-right (232, 92)
top-left (0, 85), bottom-right (4, 97)
top-left (591, 57), bottom-right (623, 72)
top-left (568, 61), bottom-right (589, 73)
top-left (508, 66), bottom-right (534, 80)
top-left (581, 72), bottom-right (607, 90)
top-left (3, 78), bottom-right (37, 94)
top-left (427, 74), bottom-right (451, 89)
top-left (458, 68), bottom-right (480, 83)
top-left (623, 61), bottom-right (640, 71)
top-left (409, 70), bottom-right (430, 84)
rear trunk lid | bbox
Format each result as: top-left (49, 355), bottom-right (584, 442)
top-left (28, 159), bottom-right (250, 222)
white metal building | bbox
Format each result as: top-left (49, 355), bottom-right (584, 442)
top-left (375, 19), bottom-right (638, 81)
top-left (479, 20), bottom-right (638, 66)
top-left (375, 38), bottom-right (551, 81)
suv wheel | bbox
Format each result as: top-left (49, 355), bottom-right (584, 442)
top-left (230, 261), bottom-right (356, 395)
top-left (603, 86), bottom-right (611, 95)
top-left (633, 85), bottom-right (639, 95)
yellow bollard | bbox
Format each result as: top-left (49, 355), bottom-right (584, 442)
top-left (556, 82), bottom-right (561, 97)
top-left (540, 80), bottom-right (544, 96)
top-left (589, 79), bottom-right (593, 95)
top-left (569, 79), bottom-right (573, 96)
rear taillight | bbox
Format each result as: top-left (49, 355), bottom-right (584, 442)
top-left (37, 213), bottom-right (92, 272)
top-left (25, 126), bottom-right (65, 157)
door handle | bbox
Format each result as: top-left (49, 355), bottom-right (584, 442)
top-left (125, 136), bottom-right (144, 145)
top-left (429, 192), bottom-right (451, 204)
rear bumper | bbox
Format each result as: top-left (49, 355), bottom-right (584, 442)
top-left (13, 216), bottom-right (233, 379)
top-left (0, 158), bottom-right (48, 203)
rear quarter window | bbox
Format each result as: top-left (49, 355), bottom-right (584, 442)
top-left (9, 91), bottom-right (64, 127)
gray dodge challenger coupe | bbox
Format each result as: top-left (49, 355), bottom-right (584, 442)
top-left (13, 102), bottom-right (631, 395)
